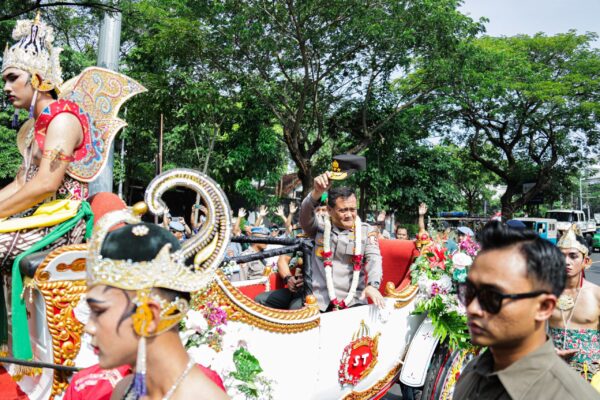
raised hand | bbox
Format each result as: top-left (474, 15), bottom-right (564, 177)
top-left (258, 205), bottom-right (268, 217)
top-left (312, 172), bottom-right (332, 199)
top-left (275, 205), bottom-right (286, 220)
top-left (377, 210), bottom-right (386, 222)
top-left (237, 207), bottom-right (247, 219)
top-left (418, 203), bottom-right (428, 216)
top-left (289, 202), bottom-right (298, 214)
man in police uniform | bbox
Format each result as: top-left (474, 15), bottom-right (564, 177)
top-left (300, 155), bottom-right (384, 312)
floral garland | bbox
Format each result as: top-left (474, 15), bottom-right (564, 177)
top-left (323, 215), bottom-right (362, 310)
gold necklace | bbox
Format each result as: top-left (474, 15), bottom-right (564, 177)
top-left (557, 274), bottom-right (583, 311)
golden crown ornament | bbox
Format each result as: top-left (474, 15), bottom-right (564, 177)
top-left (557, 224), bottom-right (589, 257)
top-left (86, 169), bottom-right (232, 292)
top-left (2, 11), bottom-right (63, 92)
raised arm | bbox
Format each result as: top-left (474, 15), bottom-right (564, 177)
top-left (300, 172), bottom-right (331, 237)
top-left (255, 205), bottom-right (268, 227)
top-left (418, 202), bottom-right (428, 236)
top-left (0, 113), bottom-right (82, 218)
top-left (232, 208), bottom-right (245, 236)
top-left (285, 202), bottom-right (297, 235)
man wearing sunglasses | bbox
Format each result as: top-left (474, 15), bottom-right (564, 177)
top-left (454, 221), bottom-right (598, 399)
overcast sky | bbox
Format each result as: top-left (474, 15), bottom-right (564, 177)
top-left (460, 0), bottom-right (599, 47)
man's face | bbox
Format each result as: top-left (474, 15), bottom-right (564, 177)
top-left (458, 233), bottom-right (466, 242)
top-left (2, 68), bottom-right (34, 110)
top-left (561, 247), bottom-right (589, 278)
top-left (315, 205), bottom-right (328, 217)
top-left (84, 285), bottom-right (138, 369)
top-left (466, 247), bottom-right (546, 348)
top-left (328, 195), bottom-right (357, 230)
top-left (396, 228), bottom-right (409, 240)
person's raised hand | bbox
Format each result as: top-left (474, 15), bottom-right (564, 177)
top-left (258, 205), bottom-right (268, 217)
top-left (312, 172), bottom-right (332, 200)
top-left (237, 207), bottom-right (247, 219)
top-left (289, 202), bottom-right (298, 214)
top-left (275, 205), bottom-right (286, 220)
top-left (377, 210), bottom-right (386, 222)
top-left (418, 203), bottom-right (428, 216)
top-left (360, 285), bottom-right (385, 309)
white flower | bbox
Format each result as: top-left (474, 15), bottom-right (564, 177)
top-left (188, 345), bottom-right (219, 367)
top-left (179, 329), bottom-right (196, 345)
top-left (417, 275), bottom-right (431, 294)
top-left (185, 309), bottom-right (209, 332)
top-left (437, 274), bottom-right (453, 293)
top-left (452, 253), bottom-right (472, 270)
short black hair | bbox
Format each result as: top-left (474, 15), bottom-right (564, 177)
top-left (327, 187), bottom-right (356, 208)
top-left (478, 221), bottom-right (566, 296)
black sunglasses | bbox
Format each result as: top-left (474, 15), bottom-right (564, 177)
top-left (457, 281), bottom-right (549, 314)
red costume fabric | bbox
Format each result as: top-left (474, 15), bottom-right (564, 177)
top-left (64, 363), bottom-right (226, 400)
top-left (34, 99), bottom-right (91, 161)
top-left (63, 364), bottom-right (131, 400)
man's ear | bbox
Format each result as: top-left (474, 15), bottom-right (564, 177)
top-left (584, 256), bottom-right (592, 269)
top-left (145, 299), bottom-right (162, 335)
top-left (535, 294), bottom-right (557, 322)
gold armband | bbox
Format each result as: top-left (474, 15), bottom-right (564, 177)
top-left (42, 148), bottom-right (74, 163)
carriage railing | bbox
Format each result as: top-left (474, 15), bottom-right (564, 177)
top-left (224, 235), bottom-right (314, 294)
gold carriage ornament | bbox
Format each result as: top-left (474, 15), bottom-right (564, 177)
top-left (338, 320), bottom-right (381, 386)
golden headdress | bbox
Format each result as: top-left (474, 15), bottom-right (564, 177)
top-left (557, 224), bottom-right (588, 256)
top-left (2, 12), bottom-right (63, 92)
top-left (86, 169), bottom-right (232, 292)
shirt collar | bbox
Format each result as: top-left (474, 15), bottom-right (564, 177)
top-left (472, 339), bottom-right (557, 399)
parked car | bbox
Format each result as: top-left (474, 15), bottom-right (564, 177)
top-left (592, 228), bottom-right (600, 253)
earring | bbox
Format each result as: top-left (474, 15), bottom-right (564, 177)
top-left (28, 89), bottom-right (38, 119)
top-left (11, 109), bottom-right (19, 128)
top-left (131, 289), bottom-right (153, 398)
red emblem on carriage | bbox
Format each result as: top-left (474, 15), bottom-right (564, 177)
top-left (338, 320), bottom-right (380, 386)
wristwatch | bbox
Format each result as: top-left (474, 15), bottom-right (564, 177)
top-left (368, 281), bottom-right (380, 290)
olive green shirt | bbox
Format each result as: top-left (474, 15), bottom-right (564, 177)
top-left (454, 339), bottom-right (600, 400)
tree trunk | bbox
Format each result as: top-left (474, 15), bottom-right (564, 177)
top-left (297, 167), bottom-right (314, 200)
top-left (500, 185), bottom-right (517, 221)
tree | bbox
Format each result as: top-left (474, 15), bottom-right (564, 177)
top-left (432, 32), bottom-right (600, 219)
top-left (118, 1), bottom-right (288, 205)
top-left (198, 0), bottom-right (482, 196)
top-left (0, 1), bottom-right (119, 22)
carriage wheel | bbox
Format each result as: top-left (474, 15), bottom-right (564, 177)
top-left (420, 344), bottom-right (477, 400)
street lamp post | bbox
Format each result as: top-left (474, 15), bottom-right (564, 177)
top-left (88, 5), bottom-right (122, 195)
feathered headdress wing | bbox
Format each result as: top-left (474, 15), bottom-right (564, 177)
top-left (59, 67), bottom-right (146, 182)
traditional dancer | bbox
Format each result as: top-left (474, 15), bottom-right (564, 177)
top-left (0, 12), bottom-right (144, 368)
top-left (85, 171), bottom-right (232, 400)
top-left (551, 225), bottom-right (600, 381)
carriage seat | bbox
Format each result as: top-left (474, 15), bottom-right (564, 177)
top-left (18, 192), bottom-right (127, 279)
top-left (378, 239), bottom-right (419, 295)
top-left (236, 240), bottom-right (419, 300)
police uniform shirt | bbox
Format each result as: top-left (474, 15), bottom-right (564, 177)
top-left (299, 195), bottom-right (383, 311)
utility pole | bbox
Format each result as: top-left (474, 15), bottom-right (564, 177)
top-left (89, 4), bottom-right (122, 195)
